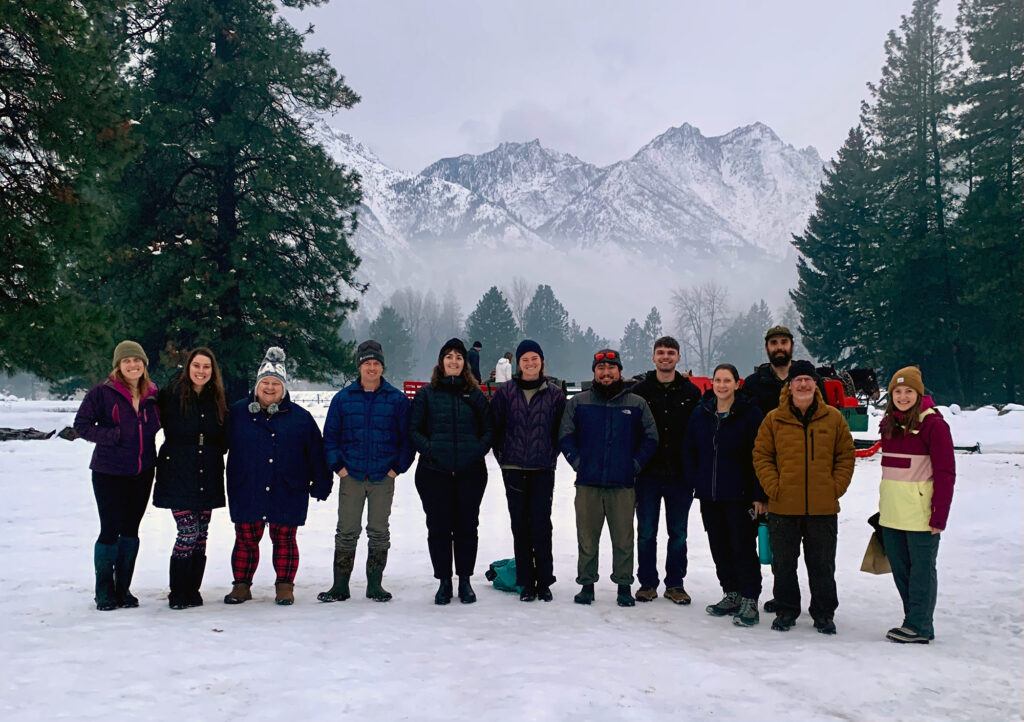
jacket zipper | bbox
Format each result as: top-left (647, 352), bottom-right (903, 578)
top-left (137, 407), bottom-right (145, 474)
top-left (711, 413), bottom-right (720, 500)
top-left (803, 424), bottom-right (809, 515)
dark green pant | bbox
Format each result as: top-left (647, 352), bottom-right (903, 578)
top-left (881, 526), bottom-right (940, 638)
top-left (574, 485), bottom-right (635, 586)
top-left (334, 476), bottom-right (395, 551)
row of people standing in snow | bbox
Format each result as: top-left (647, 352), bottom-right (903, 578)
top-left (74, 328), bottom-right (954, 644)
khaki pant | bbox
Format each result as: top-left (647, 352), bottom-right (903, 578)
top-left (575, 485), bottom-right (635, 586)
top-left (335, 476), bottom-right (395, 551)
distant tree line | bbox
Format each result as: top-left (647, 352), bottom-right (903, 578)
top-left (792, 0), bottom-right (1022, 404)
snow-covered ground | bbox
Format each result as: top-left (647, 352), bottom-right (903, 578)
top-left (1, 396), bottom-right (1021, 721)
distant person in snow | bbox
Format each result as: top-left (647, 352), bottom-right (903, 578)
top-left (752, 360), bottom-right (856, 635)
top-left (74, 341), bottom-right (161, 611)
top-left (318, 340), bottom-right (413, 604)
top-left (559, 348), bottom-right (658, 608)
top-left (409, 338), bottom-right (493, 605)
top-left (877, 367), bottom-right (955, 645)
top-left (490, 340), bottom-right (567, 602)
top-left (154, 347), bottom-right (228, 610)
top-left (222, 347), bottom-right (332, 607)
top-left (467, 341), bottom-right (482, 384)
top-left (494, 351), bottom-right (513, 383)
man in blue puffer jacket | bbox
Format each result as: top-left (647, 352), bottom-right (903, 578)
top-left (560, 348), bottom-right (658, 607)
top-left (318, 340), bottom-right (414, 604)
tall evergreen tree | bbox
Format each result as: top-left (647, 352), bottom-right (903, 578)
top-left (719, 300), bottom-right (774, 376)
top-left (84, 0), bottom-right (363, 398)
top-left (465, 286), bottom-right (517, 375)
top-left (791, 127), bottom-right (877, 368)
top-left (0, 1), bottom-right (133, 379)
top-left (643, 307), bottom-right (662, 345)
top-left (619, 318), bottom-right (647, 376)
top-left (368, 306), bottom-right (413, 386)
top-left (565, 321), bottom-right (610, 382)
top-left (522, 284), bottom-right (569, 374)
top-left (860, 0), bottom-right (965, 400)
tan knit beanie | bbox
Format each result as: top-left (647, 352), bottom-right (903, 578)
top-left (888, 366), bottom-right (924, 396)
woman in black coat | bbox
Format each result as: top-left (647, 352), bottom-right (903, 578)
top-left (155, 347), bottom-right (228, 609)
top-left (409, 338), bottom-right (493, 605)
top-left (683, 363), bottom-right (765, 627)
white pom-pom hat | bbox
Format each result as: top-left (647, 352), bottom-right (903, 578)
top-left (256, 346), bottom-right (288, 387)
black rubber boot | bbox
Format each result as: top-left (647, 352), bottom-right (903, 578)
top-left (434, 577), bottom-right (453, 605)
top-left (365, 548), bottom-right (392, 602)
top-left (536, 585), bottom-right (553, 602)
top-left (616, 584), bottom-right (636, 607)
top-left (573, 583), bottom-right (595, 605)
top-left (168, 556), bottom-right (190, 610)
top-left (187, 553), bottom-right (206, 607)
top-left (114, 536), bottom-right (140, 608)
top-left (317, 548), bottom-right (355, 602)
top-left (94, 542), bottom-right (118, 611)
top-left (458, 576), bottom-right (476, 604)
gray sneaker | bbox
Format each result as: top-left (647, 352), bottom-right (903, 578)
top-left (705, 591), bottom-right (741, 617)
top-left (732, 597), bottom-right (760, 627)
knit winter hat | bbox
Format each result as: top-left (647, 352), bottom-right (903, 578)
top-left (515, 339), bottom-right (544, 365)
top-left (787, 359), bottom-right (817, 381)
top-left (255, 346), bottom-right (288, 387)
top-left (357, 339), bottom-right (385, 367)
top-left (764, 325), bottom-right (794, 343)
top-left (112, 340), bottom-right (148, 369)
top-left (472, 341), bottom-right (482, 349)
top-left (438, 337), bottom-right (468, 365)
top-left (592, 348), bottom-right (623, 371)
top-left (888, 366), bottom-right (924, 396)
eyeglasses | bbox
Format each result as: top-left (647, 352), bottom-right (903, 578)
top-left (594, 351), bottom-right (617, 361)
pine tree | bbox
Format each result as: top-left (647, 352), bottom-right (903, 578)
top-left (619, 318), bottom-right (647, 376)
top-left (368, 306), bottom-right (413, 386)
top-left (465, 286), bottom-right (518, 376)
top-left (0, 1), bottom-right (133, 379)
top-left (565, 322), bottom-right (611, 382)
top-left (719, 301), bottom-right (774, 376)
top-left (953, 0), bottom-right (1023, 401)
top-left (643, 307), bottom-right (662, 345)
top-left (83, 0), bottom-right (363, 398)
top-left (791, 127), bottom-right (877, 368)
top-left (522, 284), bottom-right (569, 374)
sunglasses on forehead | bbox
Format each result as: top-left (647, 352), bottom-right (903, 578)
top-left (594, 351), bottom-right (617, 361)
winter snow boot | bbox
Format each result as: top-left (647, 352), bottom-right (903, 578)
top-left (635, 586), bottom-right (658, 602)
top-left (114, 536), bottom-right (141, 608)
top-left (94, 541), bottom-right (119, 611)
top-left (886, 626), bottom-right (930, 644)
top-left (365, 548), bottom-right (392, 602)
top-left (519, 584), bottom-right (537, 602)
top-left (664, 585), bottom-right (692, 605)
top-left (275, 582), bottom-right (295, 606)
top-left (187, 553), bottom-right (206, 607)
top-left (616, 585), bottom-right (636, 607)
top-left (732, 597), bottom-right (760, 627)
top-left (457, 576), bottom-right (477, 604)
top-left (573, 584), bottom-right (595, 605)
top-left (536, 585), bottom-right (553, 602)
top-left (318, 548), bottom-right (355, 602)
top-left (223, 581), bottom-right (252, 604)
top-left (706, 591), bottom-right (741, 617)
top-left (763, 598), bottom-right (777, 613)
top-left (168, 556), bottom-right (191, 610)
top-left (771, 614), bottom-right (796, 632)
top-left (434, 577), bottom-right (453, 605)
top-left (814, 617), bottom-right (837, 635)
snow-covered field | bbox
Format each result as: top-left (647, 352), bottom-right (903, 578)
top-left (1, 396), bottom-right (1021, 721)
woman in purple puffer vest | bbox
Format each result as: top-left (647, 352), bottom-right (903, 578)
top-left (74, 340), bottom-right (161, 610)
top-left (489, 340), bottom-right (567, 602)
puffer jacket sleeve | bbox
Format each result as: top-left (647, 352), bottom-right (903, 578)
top-left (408, 387), bottom-right (431, 456)
top-left (468, 388), bottom-right (493, 461)
top-left (752, 414), bottom-right (780, 500)
top-left (322, 392), bottom-right (347, 473)
top-left (74, 386), bottom-right (119, 445)
top-left (925, 415), bottom-right (956, 529)
top-left (831, 414), bottom-right (856, 498)
top-left (744, 406), bottom-right (768, 502)
top-left (633, 398), bottom-right (659, 473)
top-left (489, 384), bottom-right (509, 464)
top-left (307, 414), bottom-right (333, 501)
top-left (394, 392), bottom-right (415, 474)
top-left (550, 387), bottom-right (567, 466)
top-left (558, 395), bottom-right (582, 471)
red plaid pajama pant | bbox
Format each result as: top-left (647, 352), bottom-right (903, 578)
top-left (231, 522), bottom-right (299, 584)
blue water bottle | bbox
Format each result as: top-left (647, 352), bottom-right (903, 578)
top-left (758, 520), bottom-right (773, 565)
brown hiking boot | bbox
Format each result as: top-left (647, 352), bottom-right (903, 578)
top-left (635, 586), bottom-right (658, 602)
top-left (223, 581), bottom-right (252, 605)
top-left (664, 586), bottom-right (692, 605)
top-left (275, 582), bottom-right (295, 606)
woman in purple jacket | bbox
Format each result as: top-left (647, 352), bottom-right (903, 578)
top-left (74, 340), bottom-right (161, 610)
top-left (489, 340), bottom-right (566, 602)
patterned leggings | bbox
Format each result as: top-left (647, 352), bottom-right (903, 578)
top-left (231, 522), bottom-right (299, 584)
top-left (171, 510), bottom-right (212, 559)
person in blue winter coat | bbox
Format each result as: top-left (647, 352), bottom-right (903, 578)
top-left (74, 340), bottom-right (162, 611)
top-left (317, 340), bottom-right (413, 604)
top-left (223, 347), bottom-right (332, 607)
top-left (490, 340), bottom-right (567, 602)
top-left (684, 363), bottom-right (766, 627)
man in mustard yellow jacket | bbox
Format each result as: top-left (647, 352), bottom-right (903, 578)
top-left (753, 360), bottom-right (855, 634)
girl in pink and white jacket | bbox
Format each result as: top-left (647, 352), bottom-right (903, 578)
top-left (877, 366), bottom-right (955, 644)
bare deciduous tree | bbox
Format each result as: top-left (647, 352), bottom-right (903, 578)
top-left (502, 276), bottom-right (534, 333)
top-left (671, 281), bottom-right (731, 375)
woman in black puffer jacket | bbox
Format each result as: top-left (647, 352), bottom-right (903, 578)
top-left (154, 347), bottom-right (228, 609)
top-left (409, 338), bottom-right (493, 605)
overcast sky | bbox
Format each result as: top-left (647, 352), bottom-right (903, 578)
top-left (285, 0), bottom-right (959, 172)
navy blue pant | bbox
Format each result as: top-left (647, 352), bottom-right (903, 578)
top-left (635, 475), bottom-right (693, 589)
top-left (415, 463), bottom-right (488, 579)
top-left (502, 469), bottom-right (555, 589)
top-left (768, 513), bottom-right (838, 620)
top-left (881, 526), bottom-right (940, 638)
top-left (700, 500), bottom-right (762, 600)
top-left (92, 469), bottom-right (154, 545)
